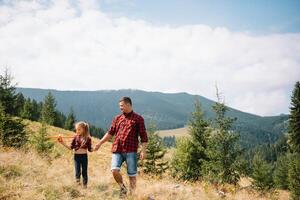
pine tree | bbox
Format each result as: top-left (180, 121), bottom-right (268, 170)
top-left (288, 154), bottom-right (300, 200)
top-left (171, 99), bottom-right (209, 180)
top-left (251, 152), bottom-right (274, 192)
top-left (171, 137), bottom-right (194, 180)
top-left (30, 123), bottom-right (54, 155)
top-left (187, 99), bottom-right (209, 179)
top-left (21, 99), bottom-right (34, 120)
top-left (288, 81), bottom-right (300, 200)
top-left (64, 108), bottom-right (76, 130)
top-left (14, 93), bottom-right (25, 116)
top-left (0, 103), bottom-right (27, 148)
top-left (273, 154), bottom-right (289, 189)
top-left (141, 123), bottom-right (168, 177)
top-left (288, 81), bottom-right (300, 153)
top-left (31, 100), bottom-right (42, 121)
top-left (0, 68), bottom-right (17, 115)
top-left (202, 89), bottom-right (240, 184)
top-left (40, 92), bottom-right (56, 125)
top-left (54, 111), bottom-right (66, 128)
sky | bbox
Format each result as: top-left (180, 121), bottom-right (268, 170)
top-left (0, 0), bottom-right (299, 116)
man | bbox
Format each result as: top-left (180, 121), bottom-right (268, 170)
top-left (94, 97), bottom-right (148, 198)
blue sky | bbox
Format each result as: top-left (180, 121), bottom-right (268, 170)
top-left (0, 0), bottom-right (299, 116)
top-left (99, 0), bottom-right (300, 33)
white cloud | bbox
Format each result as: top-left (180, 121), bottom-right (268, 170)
top-left (0, 0), bottom-right (299, 116)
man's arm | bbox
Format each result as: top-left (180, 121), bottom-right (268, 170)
top-left (94, 132), bottom-right (112, 151)
top-left (138, 117), bottom-right (148, 160)
top-left (140, 142), bottom-right (148, 160)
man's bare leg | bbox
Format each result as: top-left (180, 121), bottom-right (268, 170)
top-left (112, 170), bottom-right (127, 197)
top-left (112, 169), bottom-right (124, 185)
top-left (129, 176), bottom-right (136, 194)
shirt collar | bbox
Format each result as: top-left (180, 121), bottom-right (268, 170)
top-left (123, 110), bottom-right (133, 117)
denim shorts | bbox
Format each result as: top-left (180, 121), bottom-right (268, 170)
top-left (111, 152), bottom-right (137, 177)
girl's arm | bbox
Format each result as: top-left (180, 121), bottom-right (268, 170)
top-left (58, 137), bottom-right (73, 150)
top-left (94, 132), bottom-right (112, 151)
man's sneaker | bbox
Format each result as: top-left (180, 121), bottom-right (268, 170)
top-left (119, 184), bottom-right (127, 199)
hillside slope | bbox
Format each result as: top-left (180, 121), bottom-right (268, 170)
top-left (17, 88), bottom-right (288, 148)
top-left (0, 121), bottom-right (289, 200)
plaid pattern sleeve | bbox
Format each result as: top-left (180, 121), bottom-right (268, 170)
top-left (137, 116), bottom-right (148, 143)
top-left (107, 117), bottom-right (118, 136)
top-left (111, 111), bottom-right (148, 153)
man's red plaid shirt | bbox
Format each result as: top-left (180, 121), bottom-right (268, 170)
top-left (108, 111), bottom-right (148, 153)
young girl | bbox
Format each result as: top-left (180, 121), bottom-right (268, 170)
top-left (58, 121), bottom-right (93, 188)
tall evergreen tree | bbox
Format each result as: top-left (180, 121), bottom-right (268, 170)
top-left (64, 108), bottom-right (76, 130)
top-left (187, 99), bottom-right (209, 179)
top-left (40, 92), bottom-right (56, 125)
top-left (273, 154), bottom-right (289, 190)
top-left (30, 123), bottom-right (54, 155)
top-left (0, 68), bottom-right (17, 115)
top-left (288, 81), bottom-right (300, 200)
top-left (141, 123), bottom-right (168, 177)
top-left (251, 152), bottom-right (274, 192)
top-left (0, 103), bottom-right (27, 148)
top-left (32, 100), bottom-right (43, 121)
top-left (171, 99), bottom-right (209, 180)
top-left (21, 98), bottom-right (34, 120)
top-left (288, 154), bottom-right (300, 200)
top-left (54, 110), bottom-right (66, 128)
top-left (14, 93), bottom-right (25, 116)
top-left (288, 81), bottom-right (300, 153)
top-left (202, 90), bottom-right (240, 184)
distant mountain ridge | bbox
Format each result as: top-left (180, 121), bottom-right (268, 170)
top-left (16, 87), bottom-right (288, 148)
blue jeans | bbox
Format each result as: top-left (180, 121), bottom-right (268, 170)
top-left (111, 152), bottom-right (137, 177)
top-left (74, 154), bottom-right (88, 185)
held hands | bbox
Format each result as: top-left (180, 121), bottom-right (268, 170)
top-left (57, 135), bottom-right (64, 144)
top-left (94, 143), bottom-right (102, 151)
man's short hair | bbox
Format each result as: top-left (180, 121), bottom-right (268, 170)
top-left (119, 97), bottom-right (132, 106)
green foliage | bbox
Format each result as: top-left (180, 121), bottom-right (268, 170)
top-left (288, 81), bottom-right (300, 153)
top-left (14, 93), bottom-right (25, 116)
top-left (141, 123), bottom-right (168, 176)
top-left (162, 136), bottom-right (176, 148)
top-left (30, 123), bottom-right (54, 155)
top-left (0, 69), bottom-right (17, 116)
top-left (171, 99), bottom-right (209, 180)
top-left (171, 137), bottom-right (195, 180)
top-left (0, 104), bottom-right (27, 148)
top-left (54, 111), bottom-right (66, 128)
top-left (251, 153), bottom-right (274, 192)
top-left (17, 88), bottom-right (288, 148)
top-left (273, 154), bottom-right (289, 189)
top-left (21, 98), bottom-right (34, 120)
top-left (89, 124), bottom-right (105, 139)
top-left (202, 91), bottom-right (240, 185)
top-left (288, 154), bottom-right (300, 200)
top-left (64, 108), bottom-right (76, 131)
top-left (40, 92), bottom-right (57, 125)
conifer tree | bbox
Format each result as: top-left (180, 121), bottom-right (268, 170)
top-left (202, 89), bottom-right (240, 184)
top-left (141, 123), bottom-right (168, 177)
top-left (64, 108), bottom-right (76, 131)
top-left (0, 103), bottom-right (27, 148)
top-left (251, 152), bottom-right (274, 192)
top-left (40, 92), bottom-right (56, 125)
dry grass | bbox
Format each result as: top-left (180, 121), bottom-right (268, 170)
top-left (0, 121), bottom-right (290, 200)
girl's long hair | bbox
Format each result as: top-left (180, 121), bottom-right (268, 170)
top-left (75, 121), bottom-right (90, 138)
